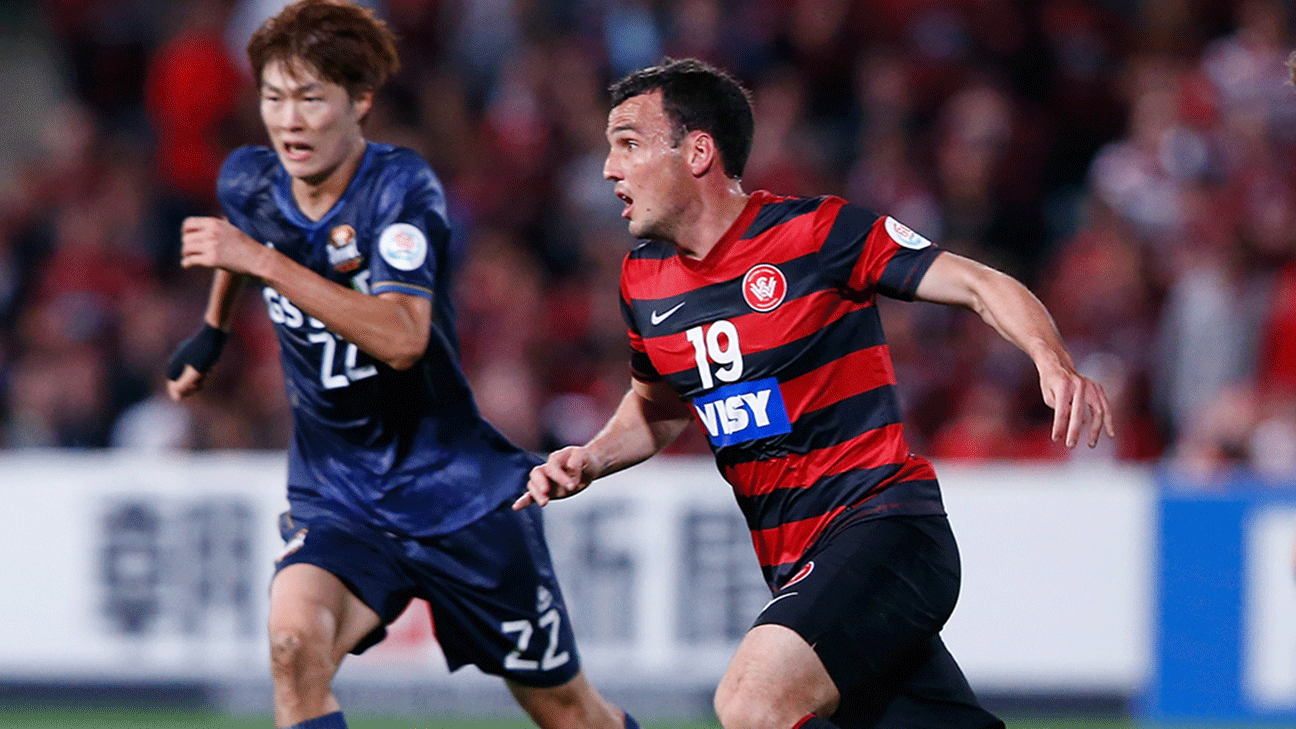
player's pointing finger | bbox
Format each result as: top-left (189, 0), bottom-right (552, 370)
top-left (518, 465), bottom-right (552, 509)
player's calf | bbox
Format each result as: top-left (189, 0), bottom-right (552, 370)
top-left (507, 672), bottom-right (638, 729)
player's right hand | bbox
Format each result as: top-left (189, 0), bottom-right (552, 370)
top-left (514, 446), bottom-right (598, 510)
top-left (165, 323), bottom-right (228, 401)
top-left (166, 365), bottom-right (206, 401)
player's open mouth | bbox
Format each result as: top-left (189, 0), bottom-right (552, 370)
top-left (616, 191), bottom-right (633, 218)
top-left (282, 142), bottom-right (314, 162)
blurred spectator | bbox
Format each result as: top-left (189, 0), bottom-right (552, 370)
top-left (1, 0), bottom-right (1294, 482)
top-left (146, 0), bottom-right (248, 271)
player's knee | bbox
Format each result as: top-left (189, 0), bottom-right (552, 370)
top-left (714, 685), bottom-right (782, 729)
top-left (267, 625), bottom-right (330, 686)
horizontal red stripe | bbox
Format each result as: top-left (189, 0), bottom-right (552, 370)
top-left (643, 291), bottom-right (870, 379)
top-left (893, 453), bottom-right (937, 482)
top-left (628, 329), bottom-right (647, 353)
top-left (847, 216), bottom-right (888, 291)
top-left (748, 454), bottom-right (938, 568)
top-left (723, 291), bottom-right (870, 364)
top-left (779, 344), bottom-right (896, 420)
top-left (750, 506), bottom-right (846, 567)
top-left (620, 200), bottom-right (836, 301)
top-left (723, 422), bottom-right (910, 497)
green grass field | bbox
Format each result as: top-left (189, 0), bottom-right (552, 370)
top-left (0, 712), bottom-right (1272, 729)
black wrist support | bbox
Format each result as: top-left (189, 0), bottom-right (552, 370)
top-left (166, 324), bottom-right (228, 380)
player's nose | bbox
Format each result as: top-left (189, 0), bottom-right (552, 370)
top-left (602, 154), bottom-right (621, 181)
top-left (269, 100), bottom-right (305, 131)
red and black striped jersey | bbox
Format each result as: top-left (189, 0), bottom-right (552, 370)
top-left (619, 190), bottom-right (947, 589)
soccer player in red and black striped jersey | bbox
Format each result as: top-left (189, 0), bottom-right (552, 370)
top-left (516, 59), bottom-right (1114, 729)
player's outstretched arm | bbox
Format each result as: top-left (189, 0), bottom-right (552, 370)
top-left (167, 268), bottom-right (247, 401)
top-left (180, 216), bottom-right (431, 370)
top-left (514, 378), bottom-right (693, 509)
top-left (913, 251), bottom-right (1115, 448)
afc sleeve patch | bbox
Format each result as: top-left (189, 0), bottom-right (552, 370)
top-left (378, 222), bottom-right (429, 271)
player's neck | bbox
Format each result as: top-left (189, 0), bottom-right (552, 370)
top-left (673, 179), bottom-right (748, 261)
top-left (290, 137), bottom-right (368, 222)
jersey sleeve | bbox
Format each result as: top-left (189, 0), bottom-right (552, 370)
top-left (619, 261), bottom-right (662, 383)
top-left (366, 158), bottom-right (450, 300)
top-left (216, 146), bottom-right (269, 234)
top-left (817, 200), bottom-right (942, 301)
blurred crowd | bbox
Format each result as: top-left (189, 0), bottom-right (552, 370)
top-left (2, 0), bottom-right (1295, 481)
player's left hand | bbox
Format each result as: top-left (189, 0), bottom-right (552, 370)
top-left (1038, 360), bottom-right (1115, 448)
top-left (180, 217), bottom-right (269, 276)
top-left (514, 446), bottom-right (599, 510)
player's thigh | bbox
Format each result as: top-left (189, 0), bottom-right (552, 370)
top-left (410, 501), bottom-right (582, 688)
top-left (752, 515), bottom-right (961, 713)
top-left (273, 513), bottom-right (422, 657)
top-left (716, 622), bottom-right (841, 725)
top-left (269, 562), bottom-right (383, 665)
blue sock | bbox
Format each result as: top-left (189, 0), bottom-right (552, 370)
top-left (623, 712), bottom-right (640, 729)
top-left (286, 711), bottom-right (347, 729)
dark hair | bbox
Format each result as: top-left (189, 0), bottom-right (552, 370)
top-left (248, 0), bottom-right (399, 101)
top-left (609, 58), bottom-right (754, 179)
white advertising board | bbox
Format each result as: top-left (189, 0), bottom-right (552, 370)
top-left (1243, 506), bottom-right (1296, 710)
top-left (0, 452), bottom-right (1154, 696)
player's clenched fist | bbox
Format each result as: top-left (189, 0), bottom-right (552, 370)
top-left (181, 216), bottom-right (268, 276)
top-left (514, 446), bottom-right (599, 510)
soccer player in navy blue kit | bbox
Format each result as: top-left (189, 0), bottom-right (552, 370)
top-left (166, 3), bottom-right (638, 728)
top-left (517, 59), bottom-right (1116, 729)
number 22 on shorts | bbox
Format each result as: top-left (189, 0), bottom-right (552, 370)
top-left (501, 608), bottom-right (570, 671)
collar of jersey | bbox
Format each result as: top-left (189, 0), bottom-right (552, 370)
top-left (676, 190), bottom-right (773, 274)
top-left (271, 141), bottom-right (377, 232)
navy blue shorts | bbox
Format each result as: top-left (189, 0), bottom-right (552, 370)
top-left (274, 501), bottom-right (581, 688)
top-left (753, 515), bottom-right (1003, 729)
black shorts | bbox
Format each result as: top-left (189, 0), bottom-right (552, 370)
top-left (753, 515), bottom-right (1003, 729)
top-left (274, 501), bottom-right (581, 688)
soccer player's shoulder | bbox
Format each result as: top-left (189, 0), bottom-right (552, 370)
top-left (368, 143), bottom-right (447, 219)
top-left (217, 146), bottom-right (278, 207)
top-left (370, 143), bottom-right (441, 191)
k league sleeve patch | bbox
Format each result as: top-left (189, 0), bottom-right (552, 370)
top-left (378, 222), bottom-right (429, 271)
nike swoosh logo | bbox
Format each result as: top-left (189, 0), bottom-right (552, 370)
top-left (650, 301), bottom-right (686, 325)
top-left (759, 591), bottom-right (798, 614)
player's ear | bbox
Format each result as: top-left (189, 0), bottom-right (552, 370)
top-left (352, 88), bottom-right (375, 120)
top-left (684, 130), bottom-right (718, 177)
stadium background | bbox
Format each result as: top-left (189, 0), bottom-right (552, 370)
top-left (0, 0), bottom-right (1295, 727)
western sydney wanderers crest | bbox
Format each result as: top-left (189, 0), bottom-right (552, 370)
top-left (327, 224), bottom-right (363, 272)
top-left (784, 560), bottom-right (814, 587)
top-left (742, 263), bottom-right (787, 312)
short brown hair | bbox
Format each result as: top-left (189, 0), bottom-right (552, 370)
top-left (610, 58), bottom-right (754, 179)
top-left (248, 0), bottom-right (399, 100)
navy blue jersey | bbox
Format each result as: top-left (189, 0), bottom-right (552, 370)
top-left (218, 142), bottom-right (538, 538)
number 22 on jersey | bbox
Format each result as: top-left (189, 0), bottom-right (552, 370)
top-left (263, 286), bottom-right (377, 389)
